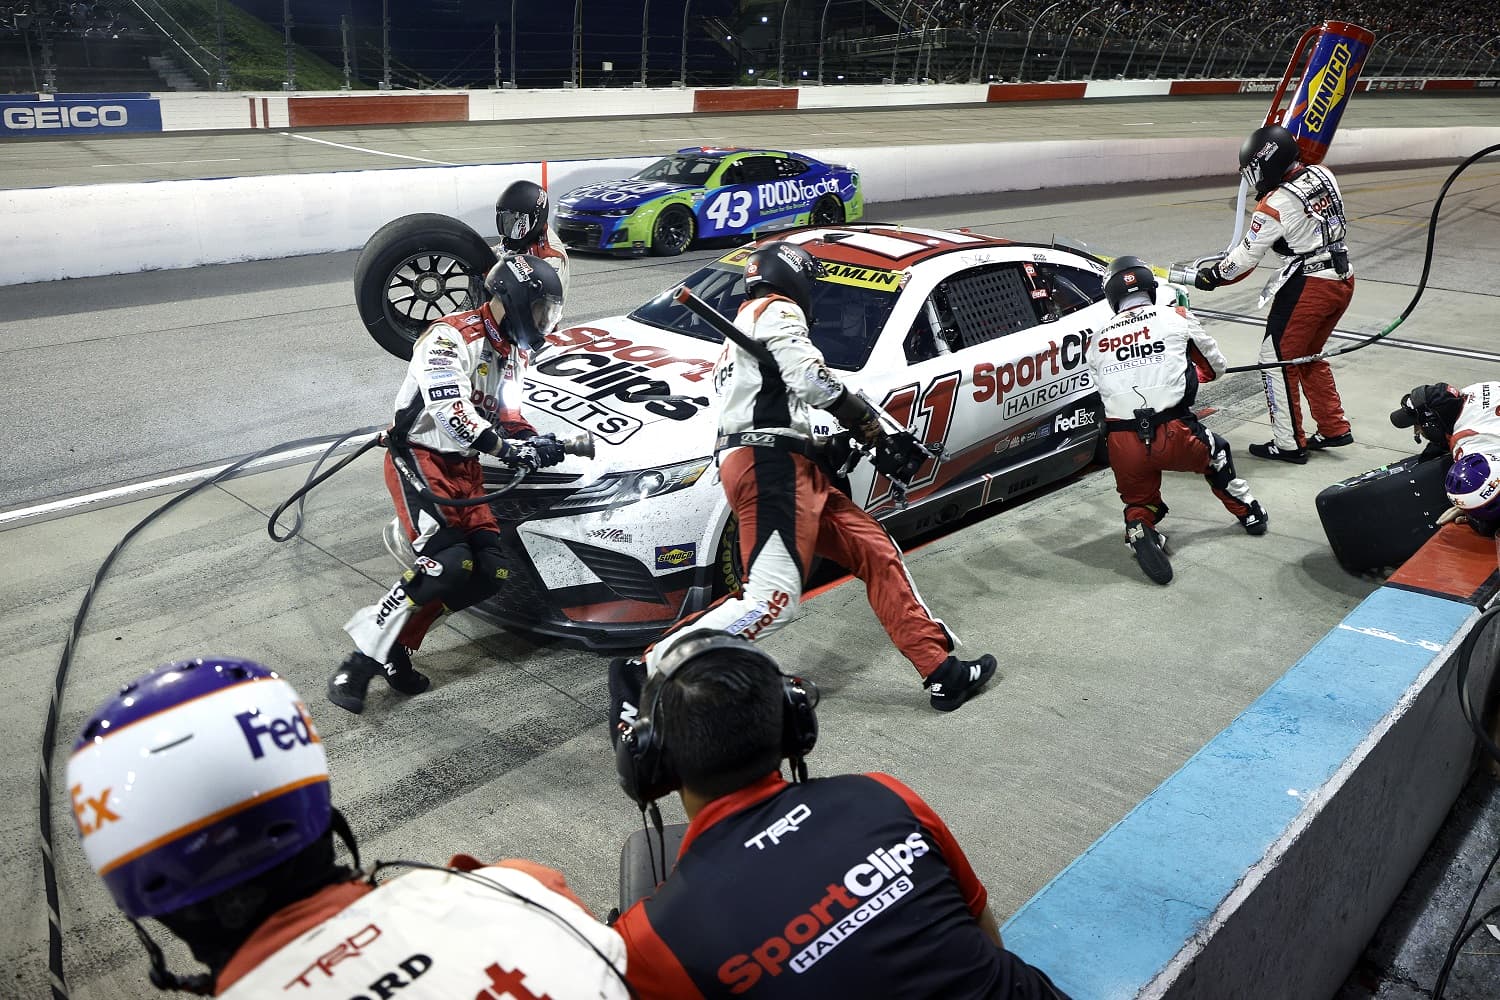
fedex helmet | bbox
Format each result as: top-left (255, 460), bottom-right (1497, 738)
top-left (744, 241), bottom-right (825, 320)
top-left (67, 658), bottom-right (330, 919)
top-left (484, 252), bottom-right (565, 353)
top-left (496, 180), bottom-right (549, 251)
top-left (1104, 255), bottom-right (1158, 312)
top-left (1446, 452), bottom-right (1500, 526)
top-left (1239, 125), bottom-right (1300, 197)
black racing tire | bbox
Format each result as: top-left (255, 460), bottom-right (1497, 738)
top-left (650, 205), bottom-right (696, 257)
top-left (711, 514), bottom-right (744, 599)
top-left (353, 213), bottom-right (499, 360)
top-left (811, 194), bottom-right (846, 226)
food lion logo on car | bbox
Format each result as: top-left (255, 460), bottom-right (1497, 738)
top-left (717, 832), bottom-right (931, 991)
top-left (654, 543), bottom-right (697, 569)
top-left (745, 803), bottom-right (812, 850)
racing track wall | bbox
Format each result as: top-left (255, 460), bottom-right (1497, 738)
top-left (4, 123), bottom-right (1500, 286)
top-left (1003, 524), bottom-right (1500, 998)
top-left (0, 78), bottom-right (1494, 135)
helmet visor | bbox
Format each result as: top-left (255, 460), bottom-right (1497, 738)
top-left (500, 210), bottom-right (535, 244)
top-left (532, 290), bottom-right (564, 338)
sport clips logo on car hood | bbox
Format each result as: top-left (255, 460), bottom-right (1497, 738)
top-left (521, 321), bottom-right (717, 448)
top-left (558, 180), bottom-right (692, 214)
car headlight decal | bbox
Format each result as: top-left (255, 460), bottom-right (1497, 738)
top-left (547, 457), bottom-right (711, 517)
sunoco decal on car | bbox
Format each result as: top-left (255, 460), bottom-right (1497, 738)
top-left (654, 543), bottom-right (698, 569)
top-left (972, 332), bottom-right (1092, 419)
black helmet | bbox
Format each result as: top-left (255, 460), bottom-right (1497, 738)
top-left (1239, 124), bottom-right (1300, 197)
top-left (496, 180), bottom-right (549, 250)
top-left (744, 241), bottom-right (825, 319)
top-left (484, 252), bottom-right (564, 353)
top-left (1103, 255), bottom-right (1158, 312)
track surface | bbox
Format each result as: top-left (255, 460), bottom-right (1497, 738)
top-left (1, 144), bottom-right (1498, 996)
top-left (0, 93), bottom-right (1495, 188)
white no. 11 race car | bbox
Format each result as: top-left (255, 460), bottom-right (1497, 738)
top-left (368, 224), bottom-right (1150, 649)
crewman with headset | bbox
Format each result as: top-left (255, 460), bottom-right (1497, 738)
top-left (611, 630), bottom-right (1069, 998)
top-left (68, 655), bottom-right (629, 997)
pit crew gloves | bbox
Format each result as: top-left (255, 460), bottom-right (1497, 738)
top-left (1194, 266), bottom-right (1225, 291)
top-left (828, 387), bottom-right (882, 445)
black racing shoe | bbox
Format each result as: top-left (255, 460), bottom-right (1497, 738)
top-left (1126, 519), bottom-right (1173, 585)
top-left (1306, 431), bottom-right (1354, 450)
top-left (924, 654), bottom-right (997, 713)
top-left (608, 656), bottom-right (648, 748)
top-left (382, 646), bottom-right (431, 697)
top-left (1239, 501), bottom-right (1269, 536)
top-left (328, 651), bottom-right (382, 715)
top-left (1248, 440), bottom-right (1308, 464)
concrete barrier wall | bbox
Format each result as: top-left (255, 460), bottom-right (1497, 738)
top-left (4, 123), bottom-right (1498, 286)
top-left (1003, 525), bottom-right (1500, 998)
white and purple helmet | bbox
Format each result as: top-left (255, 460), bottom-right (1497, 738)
top-left (1446, 452), bottom-right (1500, 526)
top-left (67, 658), bottom-right (331, 918)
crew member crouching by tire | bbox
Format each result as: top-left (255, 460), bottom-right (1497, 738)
top-left (1086, 256), bottom-right (1268, 585)
top-left (623, 241), bottom-right (996, 713)
top-left (332, 254), bottom-right (575, 714)
top-left (1391, 381), bottom-right (1500, 536)
top-left (611, 631), bottom-right (1071, 999)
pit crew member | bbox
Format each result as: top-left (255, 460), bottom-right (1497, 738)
top-left (1087, 256), bottom-right (1268, 585)
top-left (1191, 124), bottom-right (1356, 464)
top-left (333, 254), bottom-right (573, 714)
top-left (637, 241), bottom-right (996, 712)
top-left (1391, 380), bottom-right (1500, 535)
top-left (611, 632), bottom-right (1070, 999)
top-left (496, 178), bottom-right (571, 304)
top-left (68, 656), bottom-right (629, 997)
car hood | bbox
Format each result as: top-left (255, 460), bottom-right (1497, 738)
top-left (520, 316), bottom-right (721, 469)
top-left (557, 179), bottom-right (694, 214)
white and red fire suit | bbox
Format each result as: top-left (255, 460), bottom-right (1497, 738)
top-left (1213, 163), bottom-right (1355, 450)
top-left (344, 303), bottom-right (535, 662)
top-left (519, 226), bottom-right (571, 302)
top-left (216, 857), bottom-right (628, 999)
top-left (643, 294), bottom-right (956, 679)
top-left (1449, 382), bottom-right (1500, 461)
top-left (1086, 301), bottom-right (1257, 527)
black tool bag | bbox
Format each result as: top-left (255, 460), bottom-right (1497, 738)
top-left (1316, 453), bottom-right (1452, 574)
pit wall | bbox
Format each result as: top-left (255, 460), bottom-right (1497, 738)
top-left (4, 122), bottom-right (1500, 286)
top-left (1003, 524), bottom-right (1500, 998)
top-left (0, 76), bottom-right (1494, 135)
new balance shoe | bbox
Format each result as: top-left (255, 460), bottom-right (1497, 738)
top-left (924, 654), bottom-right (997, 712)
top-left (328, 650), bottom-right (382, 714)
top-left (1306, 431), bottom-right (1354, 450)
top-left (608, 656), bottom-right (648, 747)
top-left (1126, 519), bottom-right (1173, 584)
top-left (1248, 441), bottom-right (1308, 464)
top-left (1238, 500), bottom-right (1270, 536)
top-left (383, 645), bottom-right (431, 696)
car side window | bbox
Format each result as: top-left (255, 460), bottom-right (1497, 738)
top-left (718, 163), bottom-right (744, 186)
top-left (903, 286), bottom-right (959, 364)
top-left (939, 263), bottom-right (1050, 349)
top-left (740, 156), bottom-right (781, 184)
top-left (1035, 262), bottom-right (1105, 318)
top-left (775, 158), bottom-right (809, 178)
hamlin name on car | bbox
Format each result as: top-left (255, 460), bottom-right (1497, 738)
top-left (971, 332), bottom-right (1091, 418)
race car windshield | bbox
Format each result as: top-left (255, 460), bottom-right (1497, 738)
top-left (628, 262), bottom-right (900, 371)
top-left (634, 156), bottom-right (720, 186)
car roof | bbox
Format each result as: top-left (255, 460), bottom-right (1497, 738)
top-left (771, 225), bottom-right (1019, 271)
top-left (671, 146), bottom-right (794, 159)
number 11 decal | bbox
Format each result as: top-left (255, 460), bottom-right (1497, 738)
top-left (866, 371), bottom-right (962, 508)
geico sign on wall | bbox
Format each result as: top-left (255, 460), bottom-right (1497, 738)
top-left (0, 97), bottom-right (162, 135)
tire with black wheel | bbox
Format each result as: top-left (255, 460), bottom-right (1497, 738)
top-left (353, 213), bottom-right (499, 360)
top-left (811, 194), bottom-right (846, 226)
top-left (711, 514), bottom-right (743, 599)
top-left (650, 205), bottom-right (696, 257)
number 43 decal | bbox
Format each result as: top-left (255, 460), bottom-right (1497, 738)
top-left (705, 190), bottom-right (752, 230)
top-left (867, 371), bottom-right (962, 508)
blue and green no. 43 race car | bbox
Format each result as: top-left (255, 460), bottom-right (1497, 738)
top-left (554, 147), bottom-right (863, 256)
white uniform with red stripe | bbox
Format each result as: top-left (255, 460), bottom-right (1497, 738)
top-left (395, 307), bottom-right (526, 458)
top-left (1451, 382), bottom-right (1500, 461)
top-left (1216, 164), bottom-right (1352, 292)
top-left (1088, 302), bottom-right (1228, 420)
top-left (218, 864), bottom-right (629, 1000)
top-left (712, 293), bottom-right (846, 443)
top-left (528, 226), bottom-right (571, 301)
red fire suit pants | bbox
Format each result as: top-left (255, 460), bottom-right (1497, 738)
top-left (645, 446), bottom-right (954, 678)
top-left (1260, 271), bottom-right (1355, 450)
top-left (1107, 416), bottom-right (1253, 528)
